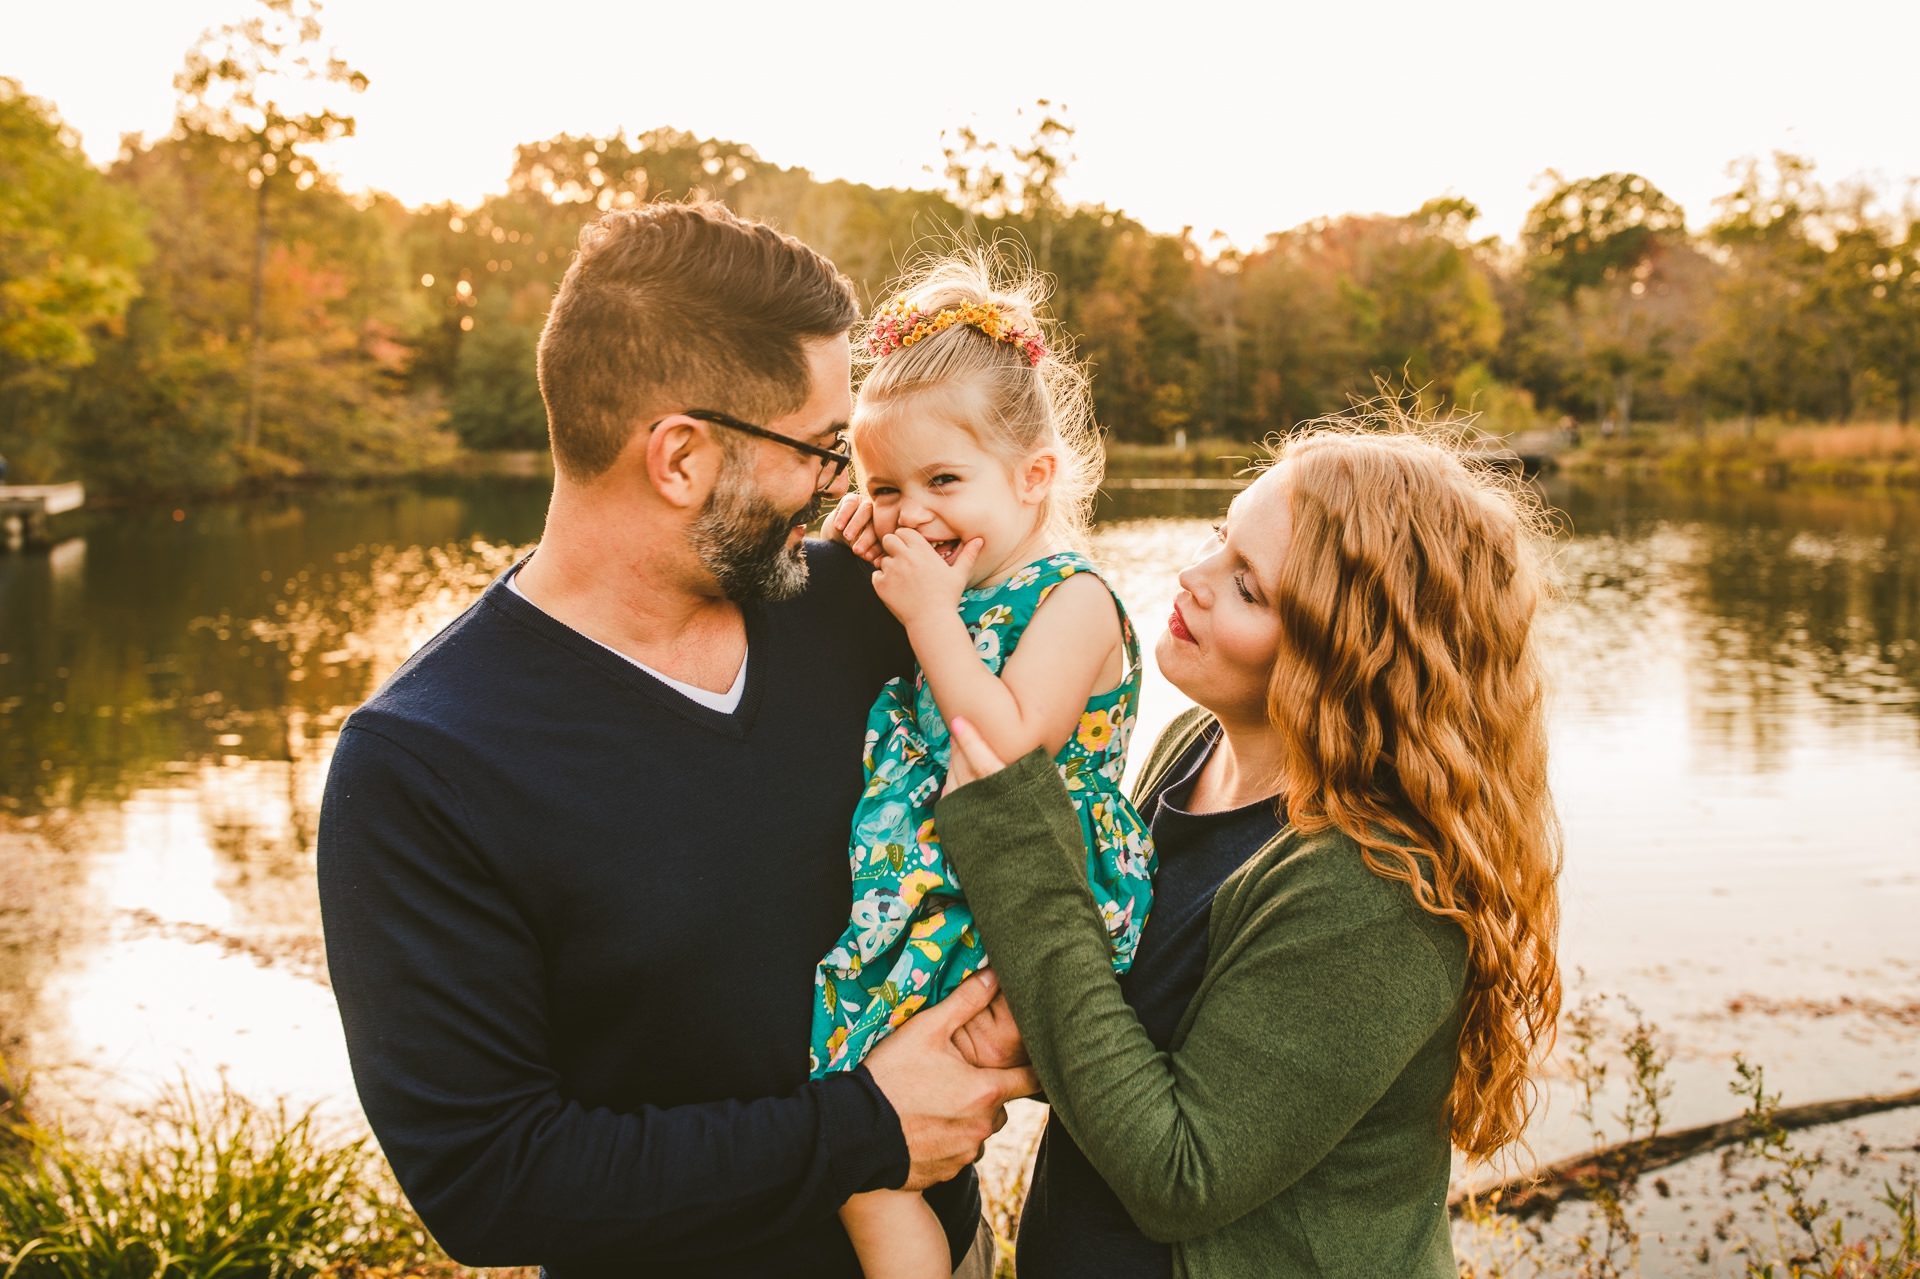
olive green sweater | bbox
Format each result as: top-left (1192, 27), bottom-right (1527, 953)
top-left (935, 709), bottom-right (1469, 1279)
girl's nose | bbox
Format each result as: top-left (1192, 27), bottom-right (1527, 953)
top-left (898, 498), bottom-right (931, 527)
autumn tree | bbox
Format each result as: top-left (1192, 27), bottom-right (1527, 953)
top-left (1795, 181), bottom-right (1920, 425)
top-left (941, 102), bottom-right (1077, 270)
top-left (1067, 224), bottom-right (1203, 441)
top-left (1235, 238), bottom-right (1352, 430)
top-left (0, 80), bottom-right (150, 480)
top-left (19, 49), bottom-right (1920, 496)
top-left (1518, 172), bottom-right (1694, 430)
top-left (449, 285), bottom-right (549, 450)
top-left (61, 8), bottom-right (434, 499)
top-left (1233, 202), bottom-right (1503, 430)
top-left (1693, 155), bottom-right (1827, 429)
top-left (1525, 173), bottom-right (1685, 299)
top-left (173, 0), bottom-right (367, 453)
top-left (1865, 217), bottom-right (1920, 423)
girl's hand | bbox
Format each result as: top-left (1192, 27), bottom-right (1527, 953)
top-left (826, 493), bottom-right (881, 563)
top-left (942, 716), bottom-right (1012, 795)
top-left (951, 981), bottom-right (1030, 1069)
top-left (872, 529), bottom-right (982, 626)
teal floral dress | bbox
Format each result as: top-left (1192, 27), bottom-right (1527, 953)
top-left (810, 550), bottom-right (1156, 1076)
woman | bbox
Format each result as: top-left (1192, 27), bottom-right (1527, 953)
top-left (912, 426), bottom-right (1562, 1277)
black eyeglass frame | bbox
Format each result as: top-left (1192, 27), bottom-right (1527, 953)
top-left (657, 409), bottom-right (852, 491)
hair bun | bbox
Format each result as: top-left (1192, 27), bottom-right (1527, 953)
top-left (853, 244), bottom-right (1103, 551)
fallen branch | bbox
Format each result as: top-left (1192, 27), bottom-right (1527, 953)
top-left (1453, 1087), bottom-right (1920, 1220)
top-left (1724, 994), bottom-right (1920, 1027)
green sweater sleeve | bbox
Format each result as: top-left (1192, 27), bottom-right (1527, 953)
top-left (936, 749), bottom-right (1462, 1243)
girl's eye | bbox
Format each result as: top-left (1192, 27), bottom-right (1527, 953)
top-left (928, 473), bottom-right (959, 488)
top-left (1234, 572), bottom-right (1256, 605)
top-left (869, 485), bottom-right (898, 498)
top-left (1212, 522), bottom-right (1227, 542)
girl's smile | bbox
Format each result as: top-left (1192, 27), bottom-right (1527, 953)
top-left (851, 411), bottom-right (1055, 587)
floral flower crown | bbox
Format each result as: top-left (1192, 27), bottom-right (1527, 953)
top-left (865, 299), bottom-right (1047, 367)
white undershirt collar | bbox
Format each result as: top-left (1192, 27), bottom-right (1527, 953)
top-left (506, 568), bottom-right (747, 714)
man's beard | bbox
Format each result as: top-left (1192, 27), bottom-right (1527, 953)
top-left (687, 470), bottom-right (825, 603)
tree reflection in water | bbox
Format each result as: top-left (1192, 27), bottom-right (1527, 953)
top-left (0, 475), bottom-right (1914, 1133)
top-left (1544, 477), bottom-right (1920, 772)
top-left (0, 480), bottom-right (546, 1097)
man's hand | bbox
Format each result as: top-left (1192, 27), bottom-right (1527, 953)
top-left (952, 983), bottom-right (1029, 1069)
top-left (827, 493), bottom-right (881, 563)
top-left (871, 529), bottom-right (982, 629)
top-left (864, 969), bottom-right (1039, 1190)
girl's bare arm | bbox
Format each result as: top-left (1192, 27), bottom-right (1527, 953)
top-left (871, 529), bottom-right (1123, 762)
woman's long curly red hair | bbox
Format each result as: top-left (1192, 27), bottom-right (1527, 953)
top-left (1266, 422), bottom-right (1562, 1160)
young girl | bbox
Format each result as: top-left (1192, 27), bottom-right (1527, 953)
top-left (812, 256), bottom-right (1156, 1278)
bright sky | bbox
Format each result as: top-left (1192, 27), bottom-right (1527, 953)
top-left (11, 0), bottom-right (1920, 248)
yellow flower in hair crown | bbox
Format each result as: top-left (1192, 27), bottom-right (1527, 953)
top-left (866, 299), bottom-right (1047, 366)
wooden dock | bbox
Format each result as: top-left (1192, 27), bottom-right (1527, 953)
top-left (0, 482), bottom-right (85, 549)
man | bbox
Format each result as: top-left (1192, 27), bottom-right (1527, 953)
top-left (318, 202), bottom-right (1034, 1277)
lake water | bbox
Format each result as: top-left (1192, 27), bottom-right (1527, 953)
top-left (2, 475), bottom-right (1916, 1268)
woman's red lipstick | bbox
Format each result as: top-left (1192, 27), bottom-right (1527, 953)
top-left (1169, 602), bottom-right (1195, 643)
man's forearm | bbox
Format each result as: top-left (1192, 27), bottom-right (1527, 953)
top-left (350, 1059), bottom-right (908, 1264)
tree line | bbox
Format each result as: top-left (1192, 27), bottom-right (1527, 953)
top-left (2, 3), bottom-right (1918, 497)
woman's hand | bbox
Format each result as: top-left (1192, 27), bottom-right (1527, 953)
top-left (826, 493), bottom-right (881, 563)
top-left (942, 716), bottom-right (1012, 795)
top-left (871, 529), bottom-right (982, 627)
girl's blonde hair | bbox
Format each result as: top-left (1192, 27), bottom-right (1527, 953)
top-left (1265, 417), bottom-right (1563, 1161)
top-left (853, 248), bottom-right (1102, 550)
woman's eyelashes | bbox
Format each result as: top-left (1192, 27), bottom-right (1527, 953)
top-left (1210, 524), bottom-right (1257, 603)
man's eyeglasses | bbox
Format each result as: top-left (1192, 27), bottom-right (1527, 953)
top-left (662, 409), bottom-right (852, 492)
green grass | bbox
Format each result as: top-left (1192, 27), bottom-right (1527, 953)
top-left (0, 1074), bottom-right (459, 1279)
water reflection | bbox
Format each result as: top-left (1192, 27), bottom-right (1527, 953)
top-left (2, 484), bottom-right (549, 813)
top-left (0, 481), bottom-right (549, 1103)
top-left (0, 476), bottom-right (1915, 1146)
top-left (1518, 481), bottom-right (1920, 1164)
top-left (1545, 479), bottom-right (1920, 772)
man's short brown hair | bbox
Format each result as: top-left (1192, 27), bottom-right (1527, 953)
top-left (536, 202), bottom-right (859, 479)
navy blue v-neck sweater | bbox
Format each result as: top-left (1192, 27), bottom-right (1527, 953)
top-left (318, 542), bottom-right (978, 1277)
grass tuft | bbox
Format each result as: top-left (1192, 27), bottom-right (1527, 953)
top-left (0, 1070), bottom-right (456, 1279)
